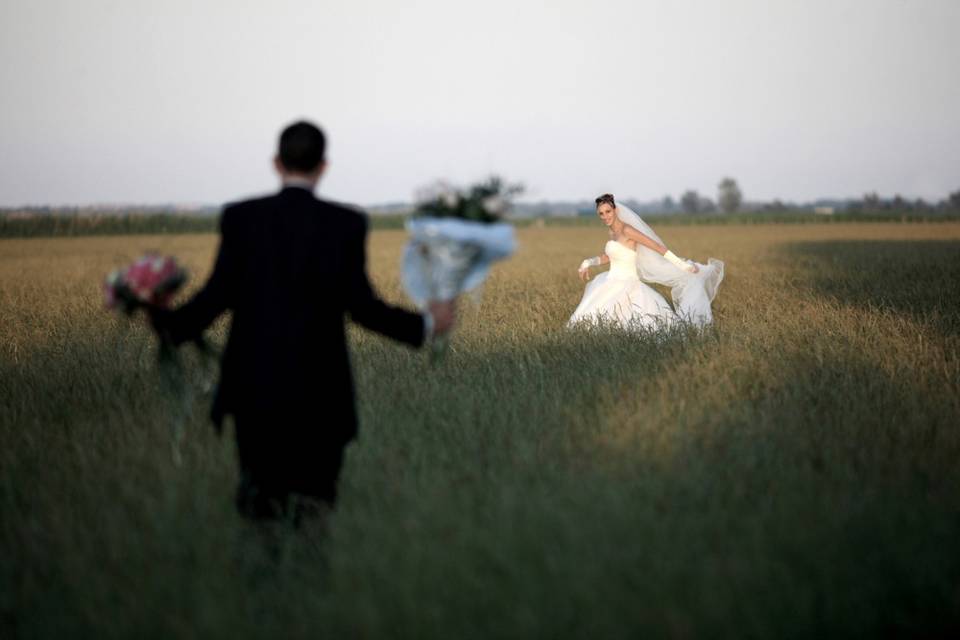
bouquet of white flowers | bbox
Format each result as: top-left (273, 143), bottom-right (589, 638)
top-left (402, 177), bottom-right (519, 359)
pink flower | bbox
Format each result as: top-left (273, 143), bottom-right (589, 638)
top-left (104, 254), bottom-right (187, 312)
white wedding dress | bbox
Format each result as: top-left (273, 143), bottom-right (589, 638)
top-left (567, 203), bottom-right (725, 330)
top-left (567, 240), bottom-right (677, 331)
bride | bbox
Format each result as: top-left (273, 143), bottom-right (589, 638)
top-left (567, 193), bottom-right (724, 330)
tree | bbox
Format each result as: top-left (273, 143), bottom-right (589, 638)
top-left (949, 190), bottom-right (960, 211)
top-left (661, 195), bottom-right (676, 213)
top-left (768, 199), bottom-right (788, 212)
top-left (680, 190), bottom-right (701, 214)
top-left (717, 177), bottom-right (743, 214)
top-left (862, 192), bottom-right (881, 211)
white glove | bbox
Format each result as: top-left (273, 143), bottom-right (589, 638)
top-left (664, 250), bottom-right (697, 273)
top-left (580, 256), bottom-right (600, 271)
top-left (579, 257), bottom-right (601, 271)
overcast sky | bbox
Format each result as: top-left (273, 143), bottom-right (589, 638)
top-left (1, 0), bottom-right (957, 207)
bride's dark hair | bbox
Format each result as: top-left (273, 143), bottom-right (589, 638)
top-left (595, 193), bottom-right (616, 208)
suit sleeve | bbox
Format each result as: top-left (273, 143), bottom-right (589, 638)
top-left (345, 215), bottom-right (426, 348)
top-left (150, 208), bottom-right (236, 345)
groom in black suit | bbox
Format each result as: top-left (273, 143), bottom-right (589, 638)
top-left (151, 120), bottom-right (454, 522)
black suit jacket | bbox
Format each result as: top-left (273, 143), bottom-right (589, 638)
top-left (153, 186), bottom-right (425, 449)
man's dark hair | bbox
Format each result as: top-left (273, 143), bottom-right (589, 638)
top-left (278, 121), bottom-right (326, 172)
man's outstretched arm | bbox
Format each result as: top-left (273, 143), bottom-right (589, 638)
top-left (150, 209), bottom-right (236, 345)
top-left (345, 215), bottom-right (449, 347)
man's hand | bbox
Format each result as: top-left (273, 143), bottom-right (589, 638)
top-left (428, 299), bottom-right (457, 336)
top-left (578, 268), bottom-right (590, 282)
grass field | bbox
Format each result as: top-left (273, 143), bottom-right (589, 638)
top-left (2, 223), bottom-right (959, 638)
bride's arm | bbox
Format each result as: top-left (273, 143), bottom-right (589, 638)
top-left (577, 252), bottom-right (609, 281)
top-left (621, 224), bottom-right (698, 273)
top-left (579, 254), bottom-right (610, 269)
top-left (621, 224), bottom-right (667, 255)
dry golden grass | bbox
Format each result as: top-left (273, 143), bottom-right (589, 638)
top-left (2, 223), bottom-right (959, 638)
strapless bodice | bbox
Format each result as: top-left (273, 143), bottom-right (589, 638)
top-left (604, 241), bottom-right (639, 280)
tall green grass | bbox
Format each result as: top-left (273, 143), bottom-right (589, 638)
top-left (1, 224), bottom-right (959, 637)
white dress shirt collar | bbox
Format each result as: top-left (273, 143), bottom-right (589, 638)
top-left (282, 177), bottom-right (317, 192)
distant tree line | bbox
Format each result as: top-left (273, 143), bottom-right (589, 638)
top-left (0, 210), bottom-right (407, 238)
top-left (656, 180), bottom-right (960, 216)
top-left (843, 190), bottom-right (960, 215)
top-left (4, 183), bottom-right (960, 238)
top-left (656, 177), bottom-right (742, 214)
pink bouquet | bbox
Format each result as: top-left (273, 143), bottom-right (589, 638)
top-left (102, 253), bottom-right (217, 463)
top-left (104, 253), bottom-right (187, 314)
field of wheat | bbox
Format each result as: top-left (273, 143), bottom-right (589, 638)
top-left (2, 222), bottom-right (959, 638)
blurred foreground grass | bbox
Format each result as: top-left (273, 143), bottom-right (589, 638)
top-left (1, 223), bottom-right (959, 638)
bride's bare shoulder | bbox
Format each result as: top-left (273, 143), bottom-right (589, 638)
top-left (620, 224), bottom-right (650, 242)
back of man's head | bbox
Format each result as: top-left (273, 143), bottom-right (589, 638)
top-left (278, 121), bottom-right (326, 173)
